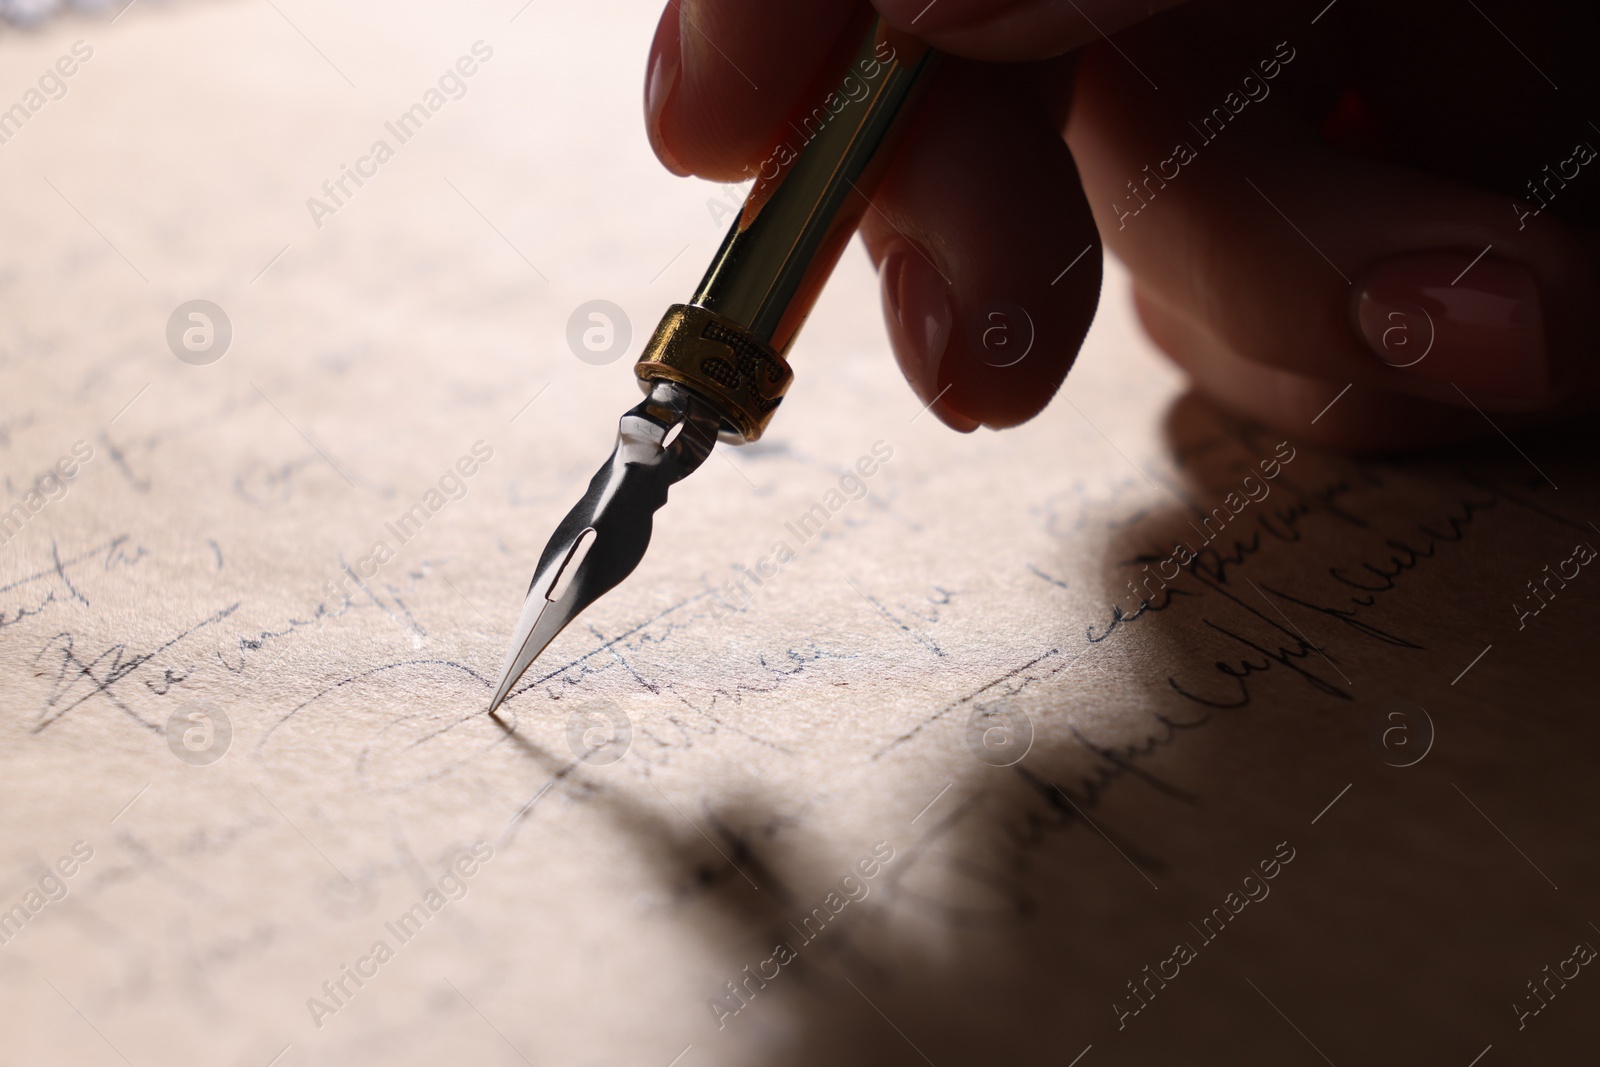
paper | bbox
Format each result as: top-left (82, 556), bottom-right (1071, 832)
top-left (1, 2), bottom-right (1597, 1064)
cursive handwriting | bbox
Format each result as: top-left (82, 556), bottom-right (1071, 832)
top-left (31, 604), bottom-right (238, 733)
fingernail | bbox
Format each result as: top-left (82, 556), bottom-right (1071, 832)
top-left (644, 15), bottom-right (690, 177)
top-left (880, 240), bottom-right (975, 432)
top-left (1354, 253), bottom-right (1548, 401)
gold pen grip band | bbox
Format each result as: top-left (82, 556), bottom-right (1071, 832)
top-left (634, 304), bottom-right (793, 443)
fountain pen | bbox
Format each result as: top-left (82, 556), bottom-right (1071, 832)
top-left (486, 18), bottom-right (939, 714)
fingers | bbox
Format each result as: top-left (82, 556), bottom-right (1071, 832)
top-left (1066, 22), bottom-right (1600, 430)
top-left (860, 57), bottom-right (1102, 430)
top-left (645, 0), bottom-right (1105, 433)
top-left (644, 0), bottom-right (1187, 172)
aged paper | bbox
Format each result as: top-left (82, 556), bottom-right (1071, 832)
top-left (1, 2), bottom-right (1596, 1065)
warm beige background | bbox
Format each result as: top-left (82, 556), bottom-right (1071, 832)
top-left (0, 1), bottom-right (1596, 1064)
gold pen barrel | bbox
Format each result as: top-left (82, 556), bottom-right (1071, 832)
top-left (635, 18), bottom-right (939, 443)
top-left (692, 19), bottom-right (938, 354)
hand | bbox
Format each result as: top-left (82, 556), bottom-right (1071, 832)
top-left (644, 0), bottom-right (1598, 449)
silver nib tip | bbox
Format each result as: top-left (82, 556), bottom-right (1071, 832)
top-left (484, 382), bottom-right (721, 711)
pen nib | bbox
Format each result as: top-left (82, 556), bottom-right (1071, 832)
top-left (485, 381), bottom-right (723, 714)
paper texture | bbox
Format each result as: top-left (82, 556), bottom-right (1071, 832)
top-left (1, 2), bottom-right (1596, 1064)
